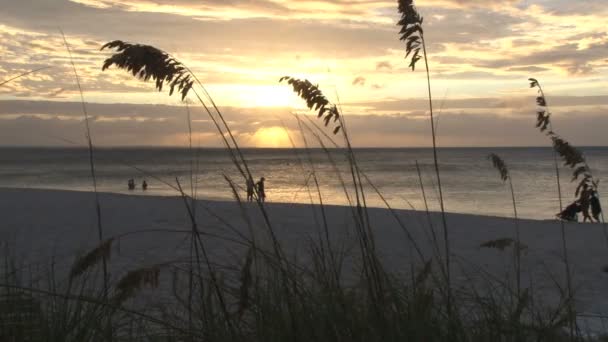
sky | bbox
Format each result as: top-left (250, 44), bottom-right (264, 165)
top-left (0, 0), bottom-right (607, 147)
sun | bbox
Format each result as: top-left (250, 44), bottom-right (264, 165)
top-left (252, 126), bottom-right (291, 148)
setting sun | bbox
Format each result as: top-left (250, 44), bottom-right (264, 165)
top-left (252, 126), bottom-right (292, 147)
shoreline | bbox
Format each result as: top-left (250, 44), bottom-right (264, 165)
top-left (0, 186), bottom-right (560, 222)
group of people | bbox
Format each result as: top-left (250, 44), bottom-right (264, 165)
top-left (557, 186), bottom-right (602, 222)
top-left (127, 178), bottom-right (148, 191)
top-left (246, 176), bottom-right (266, 202)
top-left (126, 176), bottom-right (262, 200)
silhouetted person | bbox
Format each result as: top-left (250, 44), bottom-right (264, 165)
top-left (579, 185), bottom-right (593, 222)
top-left (128, 178), bottom-right (135, 190)
top-left (591, 191), bottom-right (602, 222)
top-left (246, 176), bottom-right (254, 202)
top-left (557, 201), bottom-right (581, 222)
top-left (256, 177), bottom-right (266, 203)
top-left (142, 180), bottom-right (148, 191)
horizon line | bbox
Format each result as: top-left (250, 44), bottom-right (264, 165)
top-left (2, 145), bottom-right (608, 149)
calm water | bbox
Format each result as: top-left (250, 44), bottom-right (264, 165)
top-left (1, 147), bottom-right (607, 219)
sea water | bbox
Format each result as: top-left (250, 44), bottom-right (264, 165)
top-left (1, 146), bottom-right (607, 220)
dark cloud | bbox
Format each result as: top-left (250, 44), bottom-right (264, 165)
top-left (434, 71), bottom-right (522, 79)
top-left (1, 99), bottom-right (607, 147)
top-left (352, 76), bottom-right (366, 86)
top-left (0, 100), bottom-right (293, 145)
top-left (0, 0), bottom-right (400, 58)
top-left (341, 109), bottom-right (608, 147)
top-left (478, 41), bottom-right (608, 75)
top-left (422, 7), bottom-right (530, 45)
top-left (376, 61), bottom-right (392, 70)
top-left (507, 66), bottom-right (550, 73)
top-left (511, 39), bottom-right (542, 48)
top-left (533, 0), bottom-right (608, 15)
top-left (0, 0), bottom-right (535, 59)
top-left (346, 95), bottom-right (608, 112)
top-left (109, 0), bottom-right (290, 14)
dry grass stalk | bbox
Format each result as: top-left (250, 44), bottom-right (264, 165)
top-left (101, 40), bottom-right (252, 184)
top-left (529, 77), bottom-right (581, 340)
top-left (279, 76), bottom-right (341, 134)
top-left (70, 238), bottom-right (114, 279)
top-left (114, 265), bottom-right (161, 304)
top-left (480, 238), bottom-right (515, 252)
top-left (414, 260), bottom-right (432, 288)
top-left (488, 153), bottom-right (509, 182)
top-left (551, 136), bottom-right (597, 196)
top-left (0, 67), bottom-right (51, 87)
top-left (487, 152), bottom-right (524, 308)
top-left (397, 0), bottom-right (423, 70)
top-left (102, 41), bottom-right (193, 100)
top-left (237, 248), bottom-right (254, 318)
top-left (62, 31), bottom-right (110, 304)
top-left (529, 78), bottom-right (598, 200)
top-left (281, 78), bottom-right (386, 308)
top-left (398, 0), bottom-right (452, 320)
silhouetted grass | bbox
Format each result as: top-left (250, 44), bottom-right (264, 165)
top-left (398, 0), bottom-right (452, 318)
top-left (0, 67), bottom-right (51, 87)
top-left (529, 78), bottom-right (592, 339)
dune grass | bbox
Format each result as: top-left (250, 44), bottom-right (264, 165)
top-left (397, 0), bottom-right (452, 319)
top-left (1, 1), bottom-right (607, 341)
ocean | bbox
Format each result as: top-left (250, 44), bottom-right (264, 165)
top-left (1, 146), bottom-right (607, 220)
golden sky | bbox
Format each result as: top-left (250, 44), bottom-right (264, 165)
top-left (0, 0), bottom-right (607, 147)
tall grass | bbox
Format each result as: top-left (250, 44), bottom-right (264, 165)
top-left (280, 77), bottom-right (390, 312)
top-left (487, 153), bottom-right (525, 339)
top-left (397, 0), bottom-right (452, 315)
top-left (60, 32), bottom-right (111, 342)
top-left (529, 78), bottom-right (598, 339)
top-left (0, 67), bottom-right (51, 87)
top-left (488, 153), bottom-right (521, 296)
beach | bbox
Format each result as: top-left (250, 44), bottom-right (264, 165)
top-left (2, 187), bottom-right (608, 334)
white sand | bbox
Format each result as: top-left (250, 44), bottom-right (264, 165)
top-left (2, 187), bottom-right (608, 333)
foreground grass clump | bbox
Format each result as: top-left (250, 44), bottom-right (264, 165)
top-left (0, 240), bottom-right (579, 342)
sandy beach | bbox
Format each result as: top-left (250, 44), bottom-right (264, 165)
top-left (2, 187), bottom-right (608, 333)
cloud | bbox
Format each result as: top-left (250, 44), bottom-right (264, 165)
top-left (477, 41), bottom-right (608, 75)
top-left (352, 76), bottom-right (366, 86)
top-left (507, 66), bottom-right (550, 73)
top-left (345, 95), bottom-right (608, 113)
top-left (533, 0), bottom-right (608, 16)
top-left (1, 99), bottom-right (608, 147)
top-left (376, 61), bottom-right (392, 71)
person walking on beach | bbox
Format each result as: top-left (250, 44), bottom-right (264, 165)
top-left (256, 177), bottom-right (266, 203)
top-left (246, 176), bottom-right (255, 202)
top-left (142, 180), bottom-right (148, 191)
top-left (128, 178), bottom-right (135, 190)
top-left (591, 191), bottom-right (602, 222)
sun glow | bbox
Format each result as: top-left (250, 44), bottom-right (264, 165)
top-left (212, 85), bottom-right (305, 108)
top-left (252, 126), bottom-right (292, 148)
